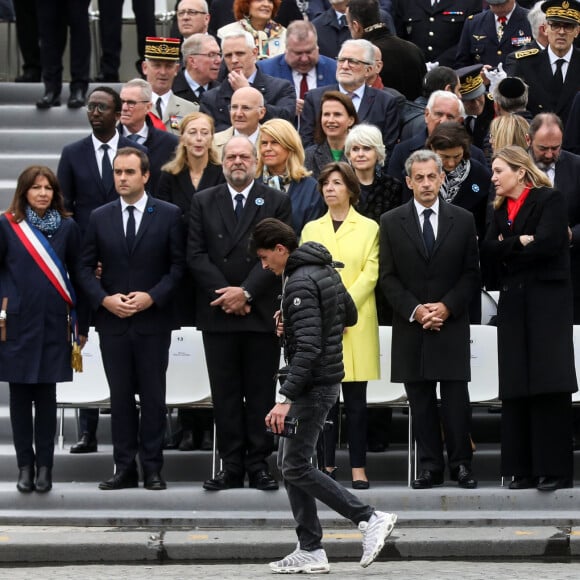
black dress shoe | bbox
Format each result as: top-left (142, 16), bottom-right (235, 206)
top-left (67, 88), bottom-right (86, 109)
top-left (537, 476), bottom-right (574, 492)
top-left (69, 432), bottom-right (98, 454)
top-left (452, 464), bottom-right (478, 489)
top-left (35, 466), bottom-right (52, 493)
top-left (17, 466), bottom-right (35, 493)
top-left (178, 430), bottom-right (195, 451)
top-left (98, 469), bottom-right (139, 490)
top-left (144, 472), bottom-right (167, 490)
top-left (509, 476), bottom-right (537, 490)
top-left (249, 469), bottom-right (279, 490)
top-left (412, 469), bottom-right (444, 489)
top-left (352, 479), bottom-right (370, 490)
top-left (36, 91), bottom-right (61, 109)
top-left (203, 469), bottom-right (244, 491)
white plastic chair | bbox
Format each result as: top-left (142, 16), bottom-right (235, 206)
top-left (469, 324), bottom-right (500, 404)
top-left (572, 326), bottom-right (580, 404)
top-left (56, 330), bottom-right (110, 449)
top-left (481, 289), bottom-right (499, 325)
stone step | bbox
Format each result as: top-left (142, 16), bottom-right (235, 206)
top-left (0, 105), bottom-right (91, 129)
top-left (0, 83), bottom-right (124, 105)
top-left (0, 128), bottom-right (86, 152)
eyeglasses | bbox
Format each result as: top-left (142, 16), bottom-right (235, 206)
top-left (177, 9), bottom-right (207, 17)
top-left (547, 21), bottom-right (578, 32)
top-left (191, 51), bottom-right (222, 59)
top-left (336, 57), bottom-right (371, 67)
top-left (86, 102), bottom-right (112, 113)
top-left (121, 99), bottom-right (150, 108)
top-left (228, 104), bottom-right (263, 112)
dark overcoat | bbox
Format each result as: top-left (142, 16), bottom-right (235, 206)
top-left (379, 199), bottom-right (480, 382)
top-left (0, 216), bottom-right (83, 383)
top-left (481, 187), bottom-right (578, 399)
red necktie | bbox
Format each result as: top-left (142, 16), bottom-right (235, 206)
top-left (497, 16), bottom-right (507, 41)
top-left (299, 74), bottom-right (308, 100)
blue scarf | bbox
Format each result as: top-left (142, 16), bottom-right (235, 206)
top-left (25, 206), bottom-right (62, 236)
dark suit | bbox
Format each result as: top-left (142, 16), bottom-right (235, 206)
top-left (118, 117), bottom-right (179, 196)
top-left (506, 47), bottom-right (580, 126)
top-left (172, 70), bottom-right (219, 105)
top-left (300, 83), bottom-right (400, 153)
top-left (304, 142), bottom-right (348, 179)
top-left (482, 187), bottom-right (577, 478)
top-left (312, 8), bottom-right (352, 60)
top-left (58, 135), bottom-right (146, 235)
top-left (256, 54), bottom-right (337, 90)
top-left (379, 199), bottom-right (480, 474)
top-left (80, 196), bottom-right (185, 476)
top-left (395, 0), bottom-right (482, 67)
top-left (199, 69), bottom-right (297, 132)
top-left (455, 4), bottom-right (532, 68)
top-left (187, 181), bottom-right (292, 478)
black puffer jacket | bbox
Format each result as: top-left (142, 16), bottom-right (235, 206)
top-left (279, 241), bottom-right (357, 400)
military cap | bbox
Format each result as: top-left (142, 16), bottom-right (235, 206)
top-left (144, 37), bottom-right (181, 61)
top-left (457, 64), bottom-right (486, 101)
top-left (542, 0), bottom-right (580, 25)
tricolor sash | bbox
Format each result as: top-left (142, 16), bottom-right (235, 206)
top-left (6, 213), bottom-right (83, 371)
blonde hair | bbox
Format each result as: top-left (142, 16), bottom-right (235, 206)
top-left (256, 119), bottom-right (311, 181)
top-left (489, 114), bottom-right (529, 153)
top-left (162, 112), bottom-right (219, 174)
top-left (492, 145), bottom-right (552, 208)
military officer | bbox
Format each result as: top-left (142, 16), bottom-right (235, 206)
top-left (506, 0), bottom-right (580, 126)
top-left (455, 1), bottom-right (532, 68)
top-left (395, 0), bottom-right (482, 68)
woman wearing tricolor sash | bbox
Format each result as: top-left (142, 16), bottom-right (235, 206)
top-left (0, 166), bottom-right (87, 494)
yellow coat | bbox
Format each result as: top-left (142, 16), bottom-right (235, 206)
top-left (301, 206), bottom-right (380, 381)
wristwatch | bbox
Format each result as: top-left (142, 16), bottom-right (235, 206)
top-left (241, 287), bottom-right (253, 303)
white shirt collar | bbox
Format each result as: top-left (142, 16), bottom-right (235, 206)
top-left (122, 123), bottom-right (148, 142)
top-left (91, 132), bottom-right (120, 154)
top-left (227, 181), bottom-right (254, 203)
top-left (496, 7), bottom-right (515, 24)
top-left (414, 197), bottom-right (440, 217)
top-left (548, 45), bottom-right (574, 65)
top-left (234, 126), bottom-right (260, 144)
top-left (120, 192), bottom-right (148, 214)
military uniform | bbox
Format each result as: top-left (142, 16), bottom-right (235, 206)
top-left (395, 0), bottom-right (482, 67)
top-left (455, 3), bottom-right (532, 68)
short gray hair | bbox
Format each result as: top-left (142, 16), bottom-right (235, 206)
top-left (123, 78), bottom-right (152, 101)
top-left (182, 32), bottom-right (213, 58)
top-left (221, 30), bottom-right (256, 50)
top-left (426, 89), bottom-right (465, 118)
top-left (345, 124), bottom-right (386, 165)
top-left (528, 1), bottom-right (547, 41)
top-left (404, 149), bottom-right (443, 177)
top-left (339, 39), bottom-right (374, 66)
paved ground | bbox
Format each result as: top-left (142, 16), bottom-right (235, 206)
top-left (1, 561), bottom-right (580, 579)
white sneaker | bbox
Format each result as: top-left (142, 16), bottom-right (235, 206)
top-left (269, 545), bottom-right (330, 574)
top-left (358, 510), bottom-right (397, 568)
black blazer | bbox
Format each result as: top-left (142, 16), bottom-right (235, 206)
top-left (199, 69), bottom-right (296, 132)
top-left (507, 47), bottom-right (580, 126)
top-left (57, 134), bottom-right (147, 235)
top-left (300, 83), bottom-right (400, 154)
top-left (187, 181), bottom-right (292, 333)
top-left (80, 196), bottom-right (185, 334)
top-left (172, 70), bottom-right (219, 105)
top-left (379, 199), bottom-right (480, 382)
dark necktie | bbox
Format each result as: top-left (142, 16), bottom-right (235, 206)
top-left (422, 208), bottom-right (435, 256)
top-left (497, 16), bottom-right (507, 41)
top-left (339, 14), bottom-right (347, 28)
top-left (234, 193), bottom-right (244, 220)
top-left (299, 73), bottom-right (308, 100)
top-left (466, 115), bottom-right (476, 133)
top-left (127, 133), bottom-right (141, 143)
top-left (554, 58), bottom-right (566, 87)
top-left (156, 96), bottom-right (163, 119)
top-left (126, 206), bottom-right (136, 250)
top-left (197, 85), bottom-right (205, 99)
top-left (101, 144), bottom-right (113, 192)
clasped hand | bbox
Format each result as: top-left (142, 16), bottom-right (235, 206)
top-left (102, 291), bottom-right (153, 318)
top-left (211, 286), bottom-right (251, 316)
top-left (415, 302), bottom-right (449, 331)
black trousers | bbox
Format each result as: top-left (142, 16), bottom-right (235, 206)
top-left (13, 0), bottom-right (40, 76)
top-left (405, 380), bottom-right (473, 474)
top-left (99, 327), bottom-right (171, 476)
top-left (202, 331), bottom-right (279, 477)
top-left (35, 0), bottom-right (91, 92)
top-left (98, 0), bottom-right (156, 76)
top-left (9, 383), bottom-right (56, 469)
top-left (501, 393), bottom-right (574, 478)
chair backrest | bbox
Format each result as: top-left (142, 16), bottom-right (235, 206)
top-left (365, 326), bottom-right (407, 404)
top-left (572, 326), bottom-right (580, 403)
top-left (469, 324), bottom-right (499, 402)
top-left (481, 290), bottom-right (499, 325)
top-left (56, 330), bottom-right (110, 405)
top-left (165, 327), bottom-right (212, 405)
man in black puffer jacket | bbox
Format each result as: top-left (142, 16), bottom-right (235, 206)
top-left (251, 218), bottom-right (397, 574)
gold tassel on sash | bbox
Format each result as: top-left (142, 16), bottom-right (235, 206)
top-left (71, 342), bottom-right (83, 373)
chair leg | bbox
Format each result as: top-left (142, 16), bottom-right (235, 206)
top-left (58, 407), bottom-right (65, 450)
top-left (408, 406), bottom-right (413, 487)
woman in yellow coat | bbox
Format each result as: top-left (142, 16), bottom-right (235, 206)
top-left (301, 162), bottom-right (379, 489)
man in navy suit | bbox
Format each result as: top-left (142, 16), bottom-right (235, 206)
top-left (80, 147), bottom-right (185, 491)
top-left (257, 20), bottom-right (337, 120)
top-left (187, 136), bottom-right (292, 491)
top-left (57, 87), bottom-right (147, 454)
top-left (299, 39), bottom-right (400, 154)
top-left (200, 30), bottom-right (296, 132)
top-left (118, 79), bottom-right (179, 195)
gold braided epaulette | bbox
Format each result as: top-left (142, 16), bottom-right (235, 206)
top-left (515, 48), bottom-right (540, 59)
